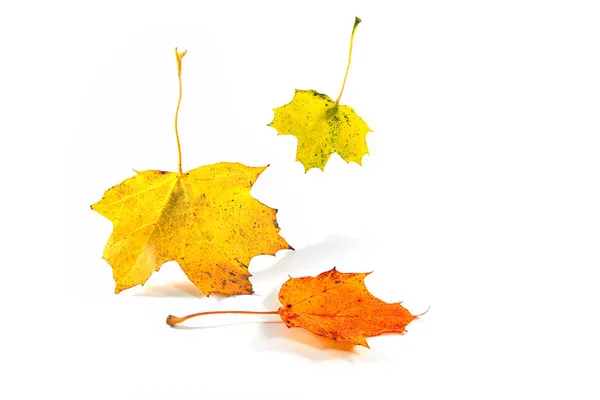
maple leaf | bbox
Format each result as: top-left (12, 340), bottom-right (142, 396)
top-left (277, 268), bottom-right (416, 347)
top-left (167, 268), bottom-right (418, 348)
top-left (269, 17), bottom-right (372, 172)
top-left (92, 49), bottom-right (292, 295)
top-left (92, 164), bottom-right (291, 295)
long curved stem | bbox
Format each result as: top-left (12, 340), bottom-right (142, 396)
top-left (166, 310), bottom-right (279, 326)
top-left (174, 48), bottom-right (187, 175)
top-left (335, 17), bottom-right (362, 105)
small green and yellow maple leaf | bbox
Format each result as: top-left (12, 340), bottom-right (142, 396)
top-left (92, 49), bottom-right (292, 295)
top-left (269, 17), bottom-right (372, 172)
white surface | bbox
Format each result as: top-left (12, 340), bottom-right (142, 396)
top-left (1, 0), bottom-right (599, 399)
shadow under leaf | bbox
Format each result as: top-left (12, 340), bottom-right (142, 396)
top-left (133, 280), bottom-right (206, 298)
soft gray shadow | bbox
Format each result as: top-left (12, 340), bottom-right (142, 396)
top-left (249, 235), bottom-right (374, 361)
top-left (252, 234), bottom-right (362, 280)
top-left (134, 280), bottom-right (206, 298)
top-left (255, 234), bottom-right (364, 311)
top-left (262, 286), bottom-right (281, 309)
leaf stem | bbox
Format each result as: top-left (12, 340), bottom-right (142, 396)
top-left (335, 17), bottom-right (362, 105)
top-left (166, 310), bottom-right (279, 326)
top-left (174, 48), bottom-right (187, 175)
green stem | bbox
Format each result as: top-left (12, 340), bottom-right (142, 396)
top-left (335, 17), bottom-right (362, 104)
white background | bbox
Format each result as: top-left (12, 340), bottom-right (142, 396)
top-left (1, 0), bottom-right (599, 398)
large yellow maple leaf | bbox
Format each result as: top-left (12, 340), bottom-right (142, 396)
top-left (92, 49), bottom-right (291, 295)
top-left (92, 164), bottom-right (290, 295)
top-left (269, 17), bottom-right (372, 172)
